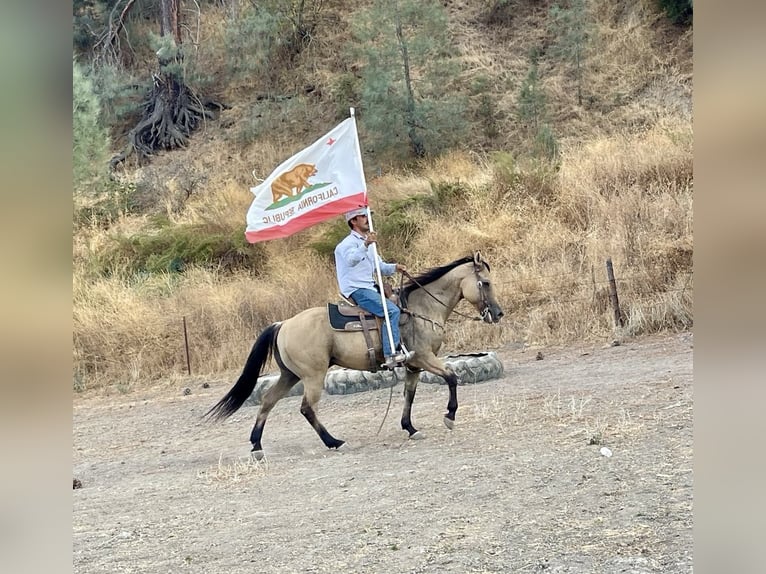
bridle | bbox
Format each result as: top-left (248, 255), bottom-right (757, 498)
top-left (399, 260), bottom-right (492, 325)
top-left (473, 261), bottom-right (493, 322)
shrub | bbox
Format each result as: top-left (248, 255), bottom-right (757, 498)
top-left (656, 0), bottom-right (693, 25)
top-left (91, 220), bottom-right (267, 277)
top-left (73, 59), bottom-right (111, 196)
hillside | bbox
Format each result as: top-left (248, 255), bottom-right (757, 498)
top-left (72, 0), bottom-right (693, 392)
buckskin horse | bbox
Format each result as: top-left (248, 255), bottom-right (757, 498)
top-left (206, 252), bottom-right (504, 459)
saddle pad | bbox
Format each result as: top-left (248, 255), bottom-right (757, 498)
top-left (327, 303), bottom-right (378, 331)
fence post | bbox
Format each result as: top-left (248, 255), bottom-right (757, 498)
top-left (605, 258), bottom-right (624, 327)
top-left (183, 316), bottom-right (192, 375)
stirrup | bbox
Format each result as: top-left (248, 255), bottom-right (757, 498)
top-left (381, 350), bottom-right (413, 369)
top-left (397, 342), bottom-right (414, 363)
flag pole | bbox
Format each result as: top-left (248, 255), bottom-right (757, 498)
top-left (349, 107), bottom-right (397, 359)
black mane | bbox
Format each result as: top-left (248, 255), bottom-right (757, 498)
top-left (400, 255), bottom-right (490, 303)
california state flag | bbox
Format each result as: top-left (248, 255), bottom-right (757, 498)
top-left (245, 117), bottom-right (368, 243)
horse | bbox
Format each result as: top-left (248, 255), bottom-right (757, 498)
top-left (206, 251), bottom-right (504, 459)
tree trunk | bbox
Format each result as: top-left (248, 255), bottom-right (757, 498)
top-left (394, 5), bottom-right (426, 158)
top-left (160, 0), bottom-right (181, 44)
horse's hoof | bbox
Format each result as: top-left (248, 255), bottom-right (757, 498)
top-left (443, 416), bottom-right (455, 430)
top-left (251, 449), bottom-right (265, 461)
top-left (409, 431), bottom-right (425, 440)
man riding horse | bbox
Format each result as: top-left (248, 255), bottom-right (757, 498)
top-left (334, 207), bottom-right (414, 369)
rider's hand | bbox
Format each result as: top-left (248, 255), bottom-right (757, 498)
top-left (364, 232), bottom-right (378, 247)
top-left (395, 263), bottom-right (407, 273)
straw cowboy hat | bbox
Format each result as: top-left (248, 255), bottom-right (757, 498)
top-left (344, 206), bottom-right (370, 222)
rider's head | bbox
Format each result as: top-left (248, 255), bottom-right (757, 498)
top-left (345, 207), bottom-right (369, 230)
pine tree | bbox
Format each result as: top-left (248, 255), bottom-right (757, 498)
top-left (351, 0), bottom-right (466, 158)
top-left (517, 59), bottom-right (546, 133)
top-left (73, 59), bottom-right (110, 196)
top-left (549, 0), bottom-right (590, 106)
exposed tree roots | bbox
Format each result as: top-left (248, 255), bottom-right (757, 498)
top-left (109, 73), bottom-right (228, 169)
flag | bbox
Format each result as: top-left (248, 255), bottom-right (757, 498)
top-left (245, 117), bottom-right (367, 243)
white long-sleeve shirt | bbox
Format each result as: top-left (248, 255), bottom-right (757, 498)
top-left (334, 230), bottom-right (396, 297)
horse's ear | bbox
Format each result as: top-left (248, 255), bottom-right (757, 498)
top-left (473, 250), bottom-right (490, 271)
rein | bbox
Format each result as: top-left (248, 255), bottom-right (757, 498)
top-left (399, 268), bottom-right (488, 323)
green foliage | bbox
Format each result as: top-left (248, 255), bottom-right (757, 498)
top-left (73, 59), bottom-right (111, 197)
top-left (223, 0), bottom-right (325, 88)
top-left (231, 96), bottom-right (311, 148)
top-left (515, 54), bottom-right (558, 161)
top-left (331, 74), bottom-right (362, 121)
top-left (517, 58), bottom-right (546, 132)
top-left (516, 160), bottom-right (560, 206)
top-left (223, 4), bottom-right (285, 87)
top-left (477, 94), bottom-right (500, 140)
top-left (91, 220), bottom-right (267, 277)
top-left (534, 123), bottom-right (559, 161)
top-left (490, 152), bottom-right (558, 206)
top-left (470, 75), bottom-right (500, 140)
top-left (351, 0), bottom-right (468, 158)
top-left (490, 151), bottom-right (518, 189)
top-left (549, 0), bottom-right (591, 105)
top-left (73, 0), bottom-right (107, 54)
top-left (376, 197), bottom-right (424, 255)
top-left (73, 181), bottom-right (141, 230)
top-left (151, 33), bottom-right (183, 76)
top-left (656, 0), bottom-right (693, 25)
top-left (376, 180), bottom-right (471, 256)
top-left (89, 62), bottom-right (147, 131)
top-left (429, 181), bottom-right (470, 209)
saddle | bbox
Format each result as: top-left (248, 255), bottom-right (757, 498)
top-left (328, 299), bottom-right (382, 332)
top-left (327, 300), bottom-right (380, 371)
top-left (327, 298), bottom-right (409, 372)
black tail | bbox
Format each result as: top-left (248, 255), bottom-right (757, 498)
top-left (205, 323), bottom-right (280, 421)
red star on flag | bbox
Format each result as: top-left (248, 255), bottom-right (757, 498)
top-left (326, 137), bottom-right (336, 146)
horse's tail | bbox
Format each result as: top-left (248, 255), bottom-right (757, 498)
top-left (205, 322), bottom-right (281, 421)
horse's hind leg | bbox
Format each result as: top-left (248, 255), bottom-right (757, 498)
top-left (300, 376), bottom-right (345, 450)
top-left (250, 370), bottom-right (299, 459)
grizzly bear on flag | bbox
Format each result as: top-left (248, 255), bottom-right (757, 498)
top-left (269, 163), bottom-right (317, 203)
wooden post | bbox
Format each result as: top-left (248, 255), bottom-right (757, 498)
top-left (183, 316), bottom-right (191, 375)
top-left (605, 258), bottom-right (624, 327)
top-left (590, 264), bottom-right (597, 304)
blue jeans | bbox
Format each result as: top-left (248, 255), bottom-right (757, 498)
top-left (350, 287), bottom-right (401, 357)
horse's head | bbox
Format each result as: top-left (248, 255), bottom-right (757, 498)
top-left (460, 252), bottom-right (504, 323)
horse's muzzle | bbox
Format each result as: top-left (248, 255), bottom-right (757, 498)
top-left (482, 306), bottom-right (504, 323)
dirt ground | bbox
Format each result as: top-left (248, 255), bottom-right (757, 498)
top-left (73, 332), bottom-right (693, 573)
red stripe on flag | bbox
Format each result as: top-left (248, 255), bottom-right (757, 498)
top-left (245, 193), bottom-right (368, 243)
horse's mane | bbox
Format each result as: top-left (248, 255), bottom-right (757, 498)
top-left (400, 255), bottom-right (490, 303)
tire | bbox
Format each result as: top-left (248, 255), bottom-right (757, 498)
top-left (245, 352), bottom-right (504, 404)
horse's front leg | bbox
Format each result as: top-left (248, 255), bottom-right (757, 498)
top-left (403, 355), bottom-right (460, 436)
top-left (443, 369), bottom-right (459, 430)
top-left (401, 368), bottom-right (423, 439)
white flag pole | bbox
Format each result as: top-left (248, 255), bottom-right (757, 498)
top-left (349, 108), bottom-right (397, 358)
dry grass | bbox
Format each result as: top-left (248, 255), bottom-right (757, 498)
top-left (73, 0), bottom-right (692, 392)
top-left (197, 453), bottom-right (271, 484)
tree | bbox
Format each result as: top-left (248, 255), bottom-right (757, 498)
top-left (108, 0), bottom-right (224, 168)
top-left (223, 0), bottom-right (325, 89)
top-left (351, 0), bottom-right (466, 158)
top-left (517, 57), bottom-right (546, 133)
top-left (549, 0), bottom-right (590, 106)
top-left (73, 59), bottom-right (111, 195)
